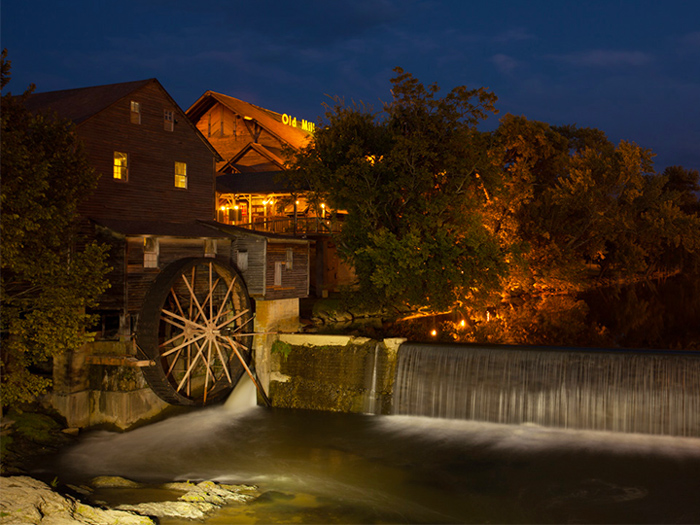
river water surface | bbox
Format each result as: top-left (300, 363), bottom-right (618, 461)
top-left (36, 379), bottom-right (700, 524)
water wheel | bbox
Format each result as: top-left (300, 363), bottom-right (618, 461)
top-left (136, 257), bottom-right (254, 406)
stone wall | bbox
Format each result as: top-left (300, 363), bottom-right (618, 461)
top-left (51, 340), bottom-right (170, 430)
top-left (50, 298), bottom-right (401, 429)
top-left (264, 334), bottom-right (405, 414)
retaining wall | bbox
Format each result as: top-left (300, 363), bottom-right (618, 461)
top-left (263, 334), bottom-right (405, 414)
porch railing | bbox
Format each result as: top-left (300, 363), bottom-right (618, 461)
top-left (232, 216), bottom-right (342, 235)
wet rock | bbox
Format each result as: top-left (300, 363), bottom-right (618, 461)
top-left (0, 476), bottom-right (153, 525)
top-left (178, 480), bottom-right (259, 504)
top-left (90, 476), bottom-right (143, 488)
top-left (116, 500), bottom-right (216, 520)
top-left (117, 480), bottom-right (260, 519)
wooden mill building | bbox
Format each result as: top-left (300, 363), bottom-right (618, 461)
top-left (25, 79), bottom-right (313, 425)
top-left (186, 91), bottom-right (354, 295)
top-left (26, 79), bottom-right (312, 332)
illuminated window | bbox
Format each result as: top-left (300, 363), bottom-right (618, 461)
top-left (130, 101), bottom-right (141, 124)
top-left (174, 161), bottom-right (187, 188)
top-left (113, 151), bottom-right (128, 181)
top-left (164, 110), bottom-right (174, 131)
top-left (143, 237), bottom-right (159, 268)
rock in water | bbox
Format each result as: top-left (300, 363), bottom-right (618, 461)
top-left (117, 480), bottom-right (261, 519)
top-left (0, 476), bottom-right (154, 525)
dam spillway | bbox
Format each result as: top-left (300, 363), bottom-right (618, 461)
top-left (392, 343), bottom-right (700, 437)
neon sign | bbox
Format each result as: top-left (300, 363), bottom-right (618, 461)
top-left (282, 113), bottom-right (315, 133)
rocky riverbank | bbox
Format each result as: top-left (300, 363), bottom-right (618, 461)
top-left (1, 408), bottom-right (265, 524)
top-left (0, 476), bottom-right (263, 524)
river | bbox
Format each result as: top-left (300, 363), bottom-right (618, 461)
top-left (33, 378), bottom-right (700, 524)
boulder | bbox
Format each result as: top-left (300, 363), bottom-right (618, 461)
top-left (116, 480), bottom-right (260, 519)
top-left (0, 476), bottom-right (153, 525)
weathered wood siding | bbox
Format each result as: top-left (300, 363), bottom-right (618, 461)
top-left (231, 237), bottom-right (267, 297)
top-left (125, 237), bottom-right (232, 313)
top-left (234, 149), bottom-right (277, 172)
top-left (265, 243), bottom-right (309, 300)
top-left (76, 81), bottom-right (216, 223)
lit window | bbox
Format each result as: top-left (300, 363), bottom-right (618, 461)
top-left (174, 161), bottom-right (187, 188)
top-left (143, 237), bottom-right (159, 268)
top-left (113, 152), bottom-right (128, 181)
top-left (164, 110), bottom-right (174, 131)
top-left (130, 101), bottom-right (141, 124)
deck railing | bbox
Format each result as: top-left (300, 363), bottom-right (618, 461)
top-left (233, 216), bottom-right (343, 236)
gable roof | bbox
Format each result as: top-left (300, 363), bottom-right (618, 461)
top-left (24, 79), bottom-right (154, 125)
top-left (221, 142), bottom-right (286, 173)
top-left (186, 91), bottom-right (314, 151)
top-left (25, 78), bottom-right (222, 160)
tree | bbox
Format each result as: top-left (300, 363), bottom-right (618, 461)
top-left (1, 50), bottom-right (110, 406)
top-left (290, 68), bottom-right (506, 314)
top-left (491, 114), bottom-right (700, 290)
top-left (662, 165), bottom-right (700, 215)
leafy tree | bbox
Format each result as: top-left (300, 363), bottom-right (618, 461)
top-left (290, 68), bottom-right (506, 313)
top-left (491, 115), bottom-right (700, 290)
top-left (1, 50), bottom-right (110, 406)
top-left (662, 165), bottom-right (700, 215)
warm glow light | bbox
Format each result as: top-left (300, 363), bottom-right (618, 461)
top-left (431, 329), bottom-right (437, 337)
top-left (460, 320), bottom-right (466, 327)
top-left (321, 203), bottom-right (325, 208)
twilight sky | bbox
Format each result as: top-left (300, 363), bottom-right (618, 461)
top-left (2, 0), bottom-right (699, 171)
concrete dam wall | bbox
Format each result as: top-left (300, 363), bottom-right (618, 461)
top-left (261, 335), bottom-right (405, 415)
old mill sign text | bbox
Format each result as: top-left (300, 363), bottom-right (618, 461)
top-left (282, 113), bottom-right (315, 133)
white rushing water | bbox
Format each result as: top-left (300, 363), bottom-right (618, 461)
top-left (393, 343), bottom-right (700, 436)
top-left (51, 399), bottom-right (700, 524)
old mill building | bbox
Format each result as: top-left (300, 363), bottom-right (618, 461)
top-left (186, 91), bottom-right (354, 295)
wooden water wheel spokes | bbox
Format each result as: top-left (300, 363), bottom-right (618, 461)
top-left (137, 258), bottom-right (254, 406)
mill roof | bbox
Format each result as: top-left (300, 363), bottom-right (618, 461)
top-left (24, 79), bottom-right (155, 125)
top-left (186, 91), bottom-right (315, 151)
top-left (24, 78), bottom-right (222, 160)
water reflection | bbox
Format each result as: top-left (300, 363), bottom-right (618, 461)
top-left (46, 404), bottom-right (700, 524)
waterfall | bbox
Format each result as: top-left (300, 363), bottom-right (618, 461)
top-left (393, 343), bottom-right (700, 437)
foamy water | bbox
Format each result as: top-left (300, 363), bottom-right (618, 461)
top-left (49, 392), bottom-right (700, 524)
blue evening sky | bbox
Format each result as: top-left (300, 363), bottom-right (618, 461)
top-left (2, 0), bottom-right (699, 171)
